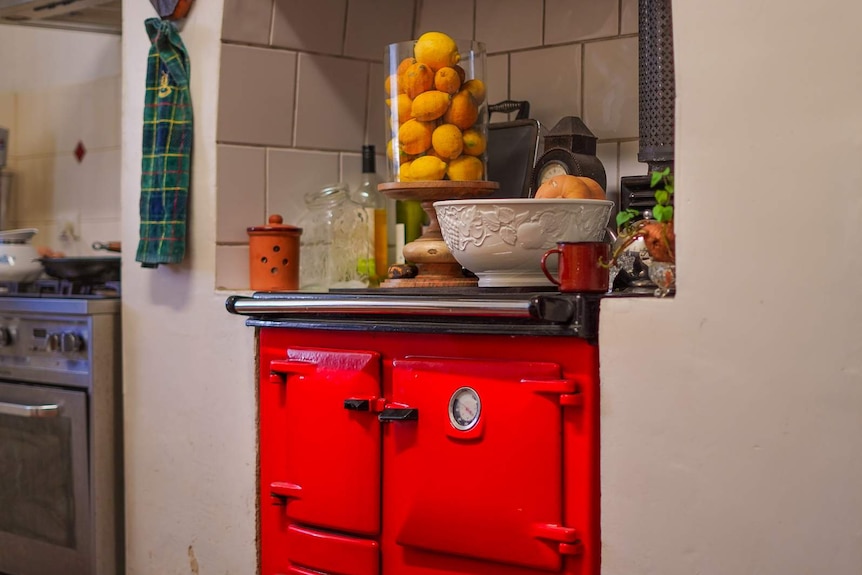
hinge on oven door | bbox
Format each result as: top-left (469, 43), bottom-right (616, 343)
top-left (531, 523), bottom-right (584, 556)
top-left (343, 396), bottom-right (387, 413)
top-left (268, 359), bottom-right (316, 384)
top-left (519, 376), bottom-right (585, 407)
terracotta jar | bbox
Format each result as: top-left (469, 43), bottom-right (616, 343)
top-left (247, 214), bottom-right (302, 291)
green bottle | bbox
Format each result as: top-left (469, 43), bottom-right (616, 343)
top-left (395, 200), bottom-right (426, 263)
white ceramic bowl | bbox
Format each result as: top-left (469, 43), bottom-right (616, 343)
top-left (0, 228), bottom-right (44, 282)
top-left (434, 198), bottom-right (613, 287)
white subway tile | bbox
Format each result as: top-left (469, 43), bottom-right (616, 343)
top-left (510, 44), bottom-right (581, 134)
top-left (217, 145), bottom-right (267, 243)
top-left (476, 0), bottom-right (543, 53)
top-left (344, 0), bottom-right (415, 60)
top-left (266, 148), bottom-right (340, 227)
top-left (272, 0), bottom-right (346, 55)
top-left (416, 0), bottom-right (475, 41)
top-left (486, 53), bottom-right (510, 117)
top-left (621, 0), bottom-right (639, 35)
top-left (223, 0), bottom-right (274, 45)
top-left (216, 244), bottom-right (252, 290)
top-left (294, 53), bottom-right (367, 151)
top-left (218, 45), bottom-right (297, 147)
top-left (545, 0), bottom-right (618, 43)
top-left (583, 36), bottom-right (638, 139)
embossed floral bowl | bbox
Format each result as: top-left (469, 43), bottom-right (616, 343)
top-left (433, 198), bottom-right (613, 287)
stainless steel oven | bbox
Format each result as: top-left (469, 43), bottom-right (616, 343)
top-left (0, 292), bottom-right (122, 575)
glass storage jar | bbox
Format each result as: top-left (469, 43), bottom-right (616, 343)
top-left (297, 183), bottom-right (371, 291)
top-left (384, 34), bottom-right (488, 183)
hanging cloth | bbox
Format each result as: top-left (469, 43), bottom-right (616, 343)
top-left (136, 17), bottom-right (193, 268)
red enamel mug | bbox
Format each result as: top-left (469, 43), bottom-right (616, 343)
top-left (540, 241), bottom-right (610, 292)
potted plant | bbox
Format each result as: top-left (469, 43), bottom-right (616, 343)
top-left (610, 167), bottom-right (676, 296)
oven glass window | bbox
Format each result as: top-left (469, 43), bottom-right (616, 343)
top-left (0, 413), bottom-right (76, 548)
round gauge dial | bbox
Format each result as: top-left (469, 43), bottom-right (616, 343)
top-left (538, 160), bottom-right (571, 184)
top-left (529, 148), bottom-right (583, 196)
top-left (448, 387), bottom-right (481, 431)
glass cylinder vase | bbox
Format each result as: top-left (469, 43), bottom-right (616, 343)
top-left (383, 35), bottom-right (488, 183)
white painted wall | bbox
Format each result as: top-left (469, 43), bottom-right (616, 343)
top-left (118, 1), bottom-right (862, 575)
top-left (600, 1), bottom-right (862, 573)
top-left (120, 2), bottom-right (257, 574)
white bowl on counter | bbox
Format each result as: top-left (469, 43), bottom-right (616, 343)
top-left (0, 228), bottom-right (44, 282)
top-left (434, 198), bottom-right (613, 287)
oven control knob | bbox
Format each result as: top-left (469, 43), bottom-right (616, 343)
top-left (61, 332), bottom-right (84, 353)
top-left (47, 333), bottom-right (62, 352)
top-left (0, 327), bottom-right (12, 347)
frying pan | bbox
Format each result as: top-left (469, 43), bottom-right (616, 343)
top-left (92, 241), bottom-right (121, 253)
top-left (39, 257), bottom-right (121, 282)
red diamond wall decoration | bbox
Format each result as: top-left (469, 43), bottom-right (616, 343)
top-left (74, 141), bottom-right (86, 163)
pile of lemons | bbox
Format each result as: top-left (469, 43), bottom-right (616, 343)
top-left (385, 32), bottom-right (487, 182)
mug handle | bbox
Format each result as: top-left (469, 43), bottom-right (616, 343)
top-left (540, 248), bottom-right (562, 286)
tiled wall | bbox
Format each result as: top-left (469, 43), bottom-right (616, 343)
top-left (0, 78), bottom-right (122, 254)
top-left (215, 0), bottom-right (643, 289)
top-left (0, 26), bottom-right (122, 256)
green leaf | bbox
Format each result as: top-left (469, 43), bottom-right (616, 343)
top-left (616, 209), bottom-right (638, 229)
top-left (650, 171), bottom-right (663, 188)
top-left (653, 205), bottom-right (674, 223)
top-left (654, 189), bottom-right (669, 206)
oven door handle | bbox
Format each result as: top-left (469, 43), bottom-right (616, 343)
top-left (0, 400), bottom-right (59, 418)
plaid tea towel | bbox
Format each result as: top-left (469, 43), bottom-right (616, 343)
top-left (136, 17), bottom-right (193, 268)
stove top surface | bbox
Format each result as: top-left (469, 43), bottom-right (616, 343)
top-left (0, 278), bottom-right (121, 299)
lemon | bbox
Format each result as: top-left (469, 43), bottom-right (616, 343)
top-left (462, 128), bottom-right (486, 156)
top-left (462, 78), bottom-right (486, 104)
top-left (398, 119), bottom-right (434, 155)
top-left (432, 124), bottom-right (463, 160)
top-left (414, 31), bottom-right (460, 71)
top-left (409, 155), bottom-right (447, 181)
top-left (387, 92), bottom-right (412, 124)
top-left (447, 155), bottom-right (483, 181)
top-left (411, 90), bottom-right (451, 121)
top-left (398, 160), bottom-right (415, 181)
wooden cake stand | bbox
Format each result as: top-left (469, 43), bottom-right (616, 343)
top-left (379, 181), bottom-right (499, 288)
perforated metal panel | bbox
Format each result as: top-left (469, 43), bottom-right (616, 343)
top-left (638, 0), bottom-right (676, 170)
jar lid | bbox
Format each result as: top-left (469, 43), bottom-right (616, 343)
top-left (247, 214), bottom-right (302, 234)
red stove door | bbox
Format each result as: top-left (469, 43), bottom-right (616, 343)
top-left (283, 524), bottom-right (380, 575)
top-left (267, 347), bottom-right (382, 536)
top-left (385, 357), bottom-right (579, 572)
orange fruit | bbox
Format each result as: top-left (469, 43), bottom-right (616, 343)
top-left (534, 175), bottom-right (606, 200)
top-left (443, 89), bottom-right (479, 130)
top-left (461, 128), bottom-right (486, 156)
top-left (434, 67), bottom-right (462, 95)
top-left (396, 57), bottom-right (415, 76)
top-left (398, 119), bottom-right (434, 155)
top-left (411, 90), bottom-right (451, 121)
top-left (431, 124), bottom-right (463, 160)
top-left (403, 62), bottom-right (434, 99)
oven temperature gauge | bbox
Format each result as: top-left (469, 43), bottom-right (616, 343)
top-left (448, 387), bottom-right (481, 431)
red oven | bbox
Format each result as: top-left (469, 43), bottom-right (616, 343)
top-left (229, 291), bottom-right (600, 575)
